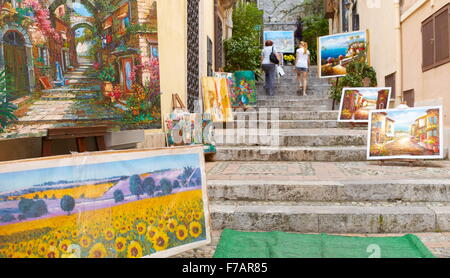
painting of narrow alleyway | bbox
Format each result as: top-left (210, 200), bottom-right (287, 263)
top-left (0, 0), bottom-right (161, 138)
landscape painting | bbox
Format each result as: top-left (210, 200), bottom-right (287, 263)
top-left (318, 30), bottom-right (369, 78)
top-left (0, 146), bottom-right (210, 258)
top-left (338, 87), bottom-right (391, 122)
top-left (0, 0), bottom-right (161, 139)
top-left (368, 106), bottom-right (444, 160)
top-left (263, 31), bottom-right (295, 53)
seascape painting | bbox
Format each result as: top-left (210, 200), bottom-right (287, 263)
top-left (318, 30), bottom-right (369, 78)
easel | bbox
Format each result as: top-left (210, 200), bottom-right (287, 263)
top-left (377, 159), bottom-right (419, 167)
top-left (41, 125), bottom-right (108, 157)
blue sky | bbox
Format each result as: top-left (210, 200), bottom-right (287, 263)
top-left (320, 31), bottom-right (366, 49)
top-left (350, 88), bottom-right (381, 101)
top-left (0, 154), bottom-right (200, 193)
top-left (73, 3), bottom-right (92, 17)
top-left (385, 108), bottom-right (429, 131)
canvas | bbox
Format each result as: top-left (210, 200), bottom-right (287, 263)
top-left (0, 146), bottom-right (211, 258)
top-left (338, 87), bottom-right (391, 122)
top-left (232, 71), bottom-right (257, 108)
top-left (201, 77), bottom-right (232, 122)
top-left (263, 31), bottom-right (295, 53)
top-left (318, 30), bottom-right (369, 78)
top-left (0, 0), bottom-right (161, 139)
top-left (367, 106), bottom-right (444, 160)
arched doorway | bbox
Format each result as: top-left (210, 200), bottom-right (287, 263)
top-left (3, 31), bottom-right (29, 99)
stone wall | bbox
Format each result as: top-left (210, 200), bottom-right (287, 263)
top-left (257, 0), bottom-right (303, 30)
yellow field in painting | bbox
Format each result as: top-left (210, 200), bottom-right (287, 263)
top-left (0, 189), bottom-right (206, 258)
top-left (8, 183), bottom-right (116, 200)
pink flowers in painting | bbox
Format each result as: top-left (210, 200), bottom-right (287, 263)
top-left (22, 0), bottom-right (61, 43)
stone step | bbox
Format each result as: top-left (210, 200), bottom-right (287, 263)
top-left (214, 120), bottom-right (355, 129)
top-left (257, 98), bottom-right (333, 107)
top-left (256, 105), bottom-right (330, 111)
top-left (213, 129), bottom-right (367, 146)
top-left (232, 110), bottom-right (339, 121)
top-left (42, 87), bottom-right (100, 93)
top-left (41, 92), bottom-right (99, 101)
top-left (215, 145), bottom-right (367, 161)
top-left (210, 201), bottom-right (450, 233)
top-left (207, 179), bottom-right (450, 202)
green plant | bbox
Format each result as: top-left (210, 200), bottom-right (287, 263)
top-left (98, 64), bottom-right (116, 82)
top-left (224, 1), bottom-right (263, 72)
top-left (329, 50), bottom-right (377, 105)
top-left (301, 15), bottom-right (329, 65)
top-left (125, 24), bottom-right (156, 35)
top-left (0, 70), bottom-right (18, 132)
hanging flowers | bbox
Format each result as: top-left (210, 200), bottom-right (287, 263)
top-left (22, 0), bottom-right (61, 43)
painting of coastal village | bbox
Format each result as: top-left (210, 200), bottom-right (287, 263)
top-left (318, 30), bottom-right (369, 78)
top-left (0, 147), bottom-right (210, 258)
top-left (338, 87), bottom-right (391, 122)
top-left (368, 107), bottom-right (443, 160)
top-left (0, 0), bottom-right (161, 139)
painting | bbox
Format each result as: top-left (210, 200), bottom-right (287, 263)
top-left (0, 0), bottom-right (161, 139)
top-left (232, 71), bottom-right (257, 108)
top-left (263, 31), bottom-right (295, 53)
top-left (367, 106), bottom-right (444, 160)
top-left (201, 77), bottom-right (232, 122)
top-left (0, 146), bottom-right (210, 258)
top-left (318, 30), bottom-right (369, 78)
top-left (338, 87), bottom-right (391, 122)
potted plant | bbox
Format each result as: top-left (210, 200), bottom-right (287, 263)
top-left (98, 65), bottom-right (116, 98)
top-left (284, 54), bottom-right (295, 65)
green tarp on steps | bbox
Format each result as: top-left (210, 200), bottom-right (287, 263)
top-left (213, 229), bottom-right (435, 258)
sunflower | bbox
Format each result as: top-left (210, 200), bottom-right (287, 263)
top-left (114, 237), bottom-right (127, 253)
top-left (153, 231), bottom-right (169, 251)
top-left (88, 243), bottom-right (107, 258)
top-left (37, 242), bottom-right (48, 257)
top-left (177, 211), bottom-right (185, 221)
top-left (148, 217), bottom-right (156, 226)
top-left (104, 229), bottom-right (115, 241)
top-left (186, 213), bottom-right (193, 222)
top-left (71, 230), bottom-right (79, 238)
top-left (157, 220), bottom-right (166, 231)
top-left (46, 246), bottom-right (60, 258)
top-left (176, 225), bottom-right (188, 241)
top-left (48, 238), bottom-right (57, 247)
top-left (193, 211), bottom-right (202, 220)
top-left (167, 219), bottom-right (178, 233)
top-left (113, 221), bottom-right (121, 230)
top-left (127, 241), bottom-right (143, 258)
top-left (189, 221), bottom-right (202, 238)
top-left (58, 240), bottom-right (71, 253)
top-left (119, 225), bottom-right (128, 234)
top-left (146, 227), bottom-right (158, 243)
top-left (79, 235), bottom-right (92, 249)
top-left (136, 222), bottom-right (147, 235)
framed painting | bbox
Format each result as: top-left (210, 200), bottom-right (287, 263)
top-left (367, 106), bottom-right (444, 160)
top-left (338, 87), bottom-right (391, 122)
top-left (318, 30), bottom-right (370, 78)
top-left (263, 31), bottom-right (295, 53)
top-left (0, 146), bottom-right (211, 258)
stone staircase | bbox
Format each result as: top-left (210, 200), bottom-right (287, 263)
top-left (206, 65), bottom-right (450, 235)
top-left (214, 66), bottom-right (367, 161)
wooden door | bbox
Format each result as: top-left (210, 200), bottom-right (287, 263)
top-left (3, 31), bottom-right (29, 100)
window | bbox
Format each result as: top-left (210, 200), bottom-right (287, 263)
top-left (385, 72), bottom-right (396, 99)
top-left (403, 89), bottom-right (415, 107)
top-left (341, 0), bottom-right (350, 32)
top-left (39, 47), bottom-right (49, 66)
top-left (352, 1), bottom-right (359, 31)
top-left (422, 4), bottom-right (450, 71)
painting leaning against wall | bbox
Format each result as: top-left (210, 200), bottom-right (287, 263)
top-left (0, 0), bottom-right (161, 139)
top-left (367, 106), bottom-right (444, 160)
top-left (0, 146), bottom-right (211, 258)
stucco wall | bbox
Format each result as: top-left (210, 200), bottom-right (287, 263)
top-left (157, 0), bottom-right (188, 119)
top-left (358, 0), bottom-right (398, 89)
top-left (401, 0), bottom-right (450, 128)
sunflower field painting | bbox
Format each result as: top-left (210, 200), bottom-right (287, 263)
top-left (0, 146), bottom-right (210, 258)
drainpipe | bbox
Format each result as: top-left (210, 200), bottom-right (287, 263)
top-left (393, 0), bottom-right (403, 106)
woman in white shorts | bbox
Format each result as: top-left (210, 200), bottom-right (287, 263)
top-left (295, 41), bottom-right (310, 96)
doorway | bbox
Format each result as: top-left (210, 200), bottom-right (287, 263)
top-left (3, 31), bottom-right (30, 100)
